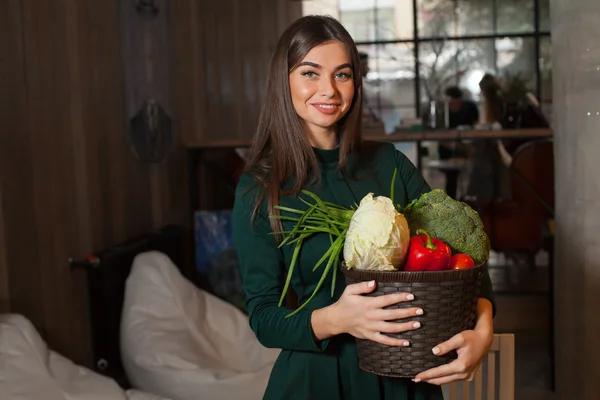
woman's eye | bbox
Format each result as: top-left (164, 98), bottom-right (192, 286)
top-left (336, 72), bottom-right (352, 80)
top-left (300, 71), bottom-right (317, 78)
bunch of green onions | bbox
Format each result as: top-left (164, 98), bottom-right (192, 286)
top-left (270, 170), bottom-right (400, 318)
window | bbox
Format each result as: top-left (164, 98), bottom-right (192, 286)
top-left (302, 0), bottom-right (551, 130)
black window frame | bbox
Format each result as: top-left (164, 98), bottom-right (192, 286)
top-left (351, 0), bottom-right (551, 118)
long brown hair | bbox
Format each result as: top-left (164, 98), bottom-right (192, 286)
top-left (243, 15), bottom-right (364, 234)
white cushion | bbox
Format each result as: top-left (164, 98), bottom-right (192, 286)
top-left (0, 314), bottom-right (167, 400)
top-left (120, 251), bottom-right (279, 400)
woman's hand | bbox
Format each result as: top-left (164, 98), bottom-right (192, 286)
top-left (413, 298), bottom-right (494, 385)
top-left (326, 280), bottom-right (423, 347)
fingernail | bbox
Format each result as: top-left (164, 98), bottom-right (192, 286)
top-left (432, 347), bottom-right (440, 355)
top-left (368, 280), bottom-right (375, 288)
top-left (416, 309), bottom-right (423, 315)
top-left (413, 321), bottom-right (421, 328)
top-left (403, 341), bottom-right (410, 346)
top-left (406, 294), bottom-right (414, 300)
top-left (413, 378), bottom-right (421, 383)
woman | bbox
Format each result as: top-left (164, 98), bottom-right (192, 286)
top-left (232, 16), bottom-right (495, 400)
top-left (465, 74), bottom-right (509, 202)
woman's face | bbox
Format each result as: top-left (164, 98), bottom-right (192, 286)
top-left (289, 41), bottom-right (355, 140)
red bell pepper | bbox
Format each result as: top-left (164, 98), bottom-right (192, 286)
top-left (404, 229), bottom-right (452, 271)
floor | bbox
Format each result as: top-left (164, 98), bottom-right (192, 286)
top-left (488, 251), bottom-right (556, 400)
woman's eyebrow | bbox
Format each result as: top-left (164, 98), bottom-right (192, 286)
top-left (335, 63), bottom-right (352, 70)
top-left (297, 62), bottom-right (352, 70)
top-left (297, 61), bottom-right (321, 69)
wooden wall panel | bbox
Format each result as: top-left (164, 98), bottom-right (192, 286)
top-left (175, 0), bottom-right (303, 147)
top-left (0, 0), bottom-right (28, 314)
top-left (0, 0), bottom-right (189, 365)
top-left (0, 0), bottom-right (301, 367)
top-left (0, 182), bottom-right (8, 313)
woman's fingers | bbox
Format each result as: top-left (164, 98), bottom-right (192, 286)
top-left (373, 320), bottom-right (422, 334)
top-left (431, 332), bottom-right (466, 356)
top-left (414, 359), bottom-right (469, 382)
top-left (344, 280), bottom-right (378, 296)
top-left (371, 307), bottom-right (423, 321)
top-left (369, 332), bottom-right (411, 347)
top-left (370, 292), bottom-right (415, 309)
top-left (419, 373), bottom-right (469, 386)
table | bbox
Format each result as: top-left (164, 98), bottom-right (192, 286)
top-left (363, 127), bottom-right (553, 143)
top-left (363, 127), bottom-right (553, 170)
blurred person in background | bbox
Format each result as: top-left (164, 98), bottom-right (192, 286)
top-left (439, 85), bottom-right (479, 160)
top-left (433, 86), bottom-right (480, 199)
top-left (465, 74), bottom-right (508, 203)
top-left (444, 86), bottom-right (479, 130)
top-left (465, 73), bottom-right (549, 204)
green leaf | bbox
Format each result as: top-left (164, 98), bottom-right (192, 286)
top-left (329, 232), bottom-right (346, 297)
top-left (390, 168), bottom-right (398, 205)
top-left (331, 256), bottom-right (338, 298)
top-left (285, 231), bottom-right (346, 318)
top-left (278, 231), bottom-right (310, 307)
top-left (269, 215), bottom-right (302, 222)
top-left (301, 190), bottom-right (331, 215)
top-left (287, 204), bottom-right (317, 239)
top-left (274, 205), bottom-right (306, 215)
top-left (284, 228), bottom-right (337, 245)
top-left (322, 200), bottom-right (351, 210)
top-left (312, 243), bottom-right (335, 272)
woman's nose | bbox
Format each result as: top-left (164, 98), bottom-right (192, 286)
top-left (319, 75), bottom-right (336, 97)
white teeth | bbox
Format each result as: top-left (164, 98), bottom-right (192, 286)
top-left (317, 105), bottom-right (335, 108)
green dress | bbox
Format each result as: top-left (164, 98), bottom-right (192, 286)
top-left (232, 142), bottom-right (495, 400)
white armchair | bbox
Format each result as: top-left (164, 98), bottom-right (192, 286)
top-left (0, 314), bottom-right (166, 400)
top-left (120, 251), bottom-right (280, 400)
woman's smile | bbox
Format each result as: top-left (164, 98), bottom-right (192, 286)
top-left (311, 102), bottom-right (342, 115)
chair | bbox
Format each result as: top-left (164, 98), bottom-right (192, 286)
top-left (120, 251), bottom-right (281, 400)
top-left (478, 139), bottom-right (554, 259)
top-left (0, 314), bottom-right (166, 400)
top-left (442, 334), bottom-right (515, 400)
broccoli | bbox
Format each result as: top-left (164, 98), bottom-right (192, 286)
top-left (402, 189), bottom-right (490, 265)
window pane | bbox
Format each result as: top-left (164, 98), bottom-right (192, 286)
top-left (417, 0), bottom-right (456, 38)
top-left (457, 40), bottom-right (496, 102)
top-left (539, 0), bottom-right (550, 31)
top-left (376, 0), bottom-right (414, 40)
top-left (374, 5), bottom-right (396, 41)
top-left (340, 1), bottom-right (375, 42)
top-left (340, 0), bottom-right (414, 41)
top-left (418, 41), bottom-right (462, 101)
top-left (302, 0), bottom-right (340, 19)
top-left (419, 40), bottom-right (495, 104)
top-left (358, 43), bottom-right (416, 133)
top-left (496, 0), bottom-right (534, 33)
top-left (496, 37), bottom-right (537, 95)
top-left (456, 0), bottom-right (494, 36)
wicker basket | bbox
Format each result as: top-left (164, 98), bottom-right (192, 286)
top-left (340, 262), bottom-right (484, 378)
